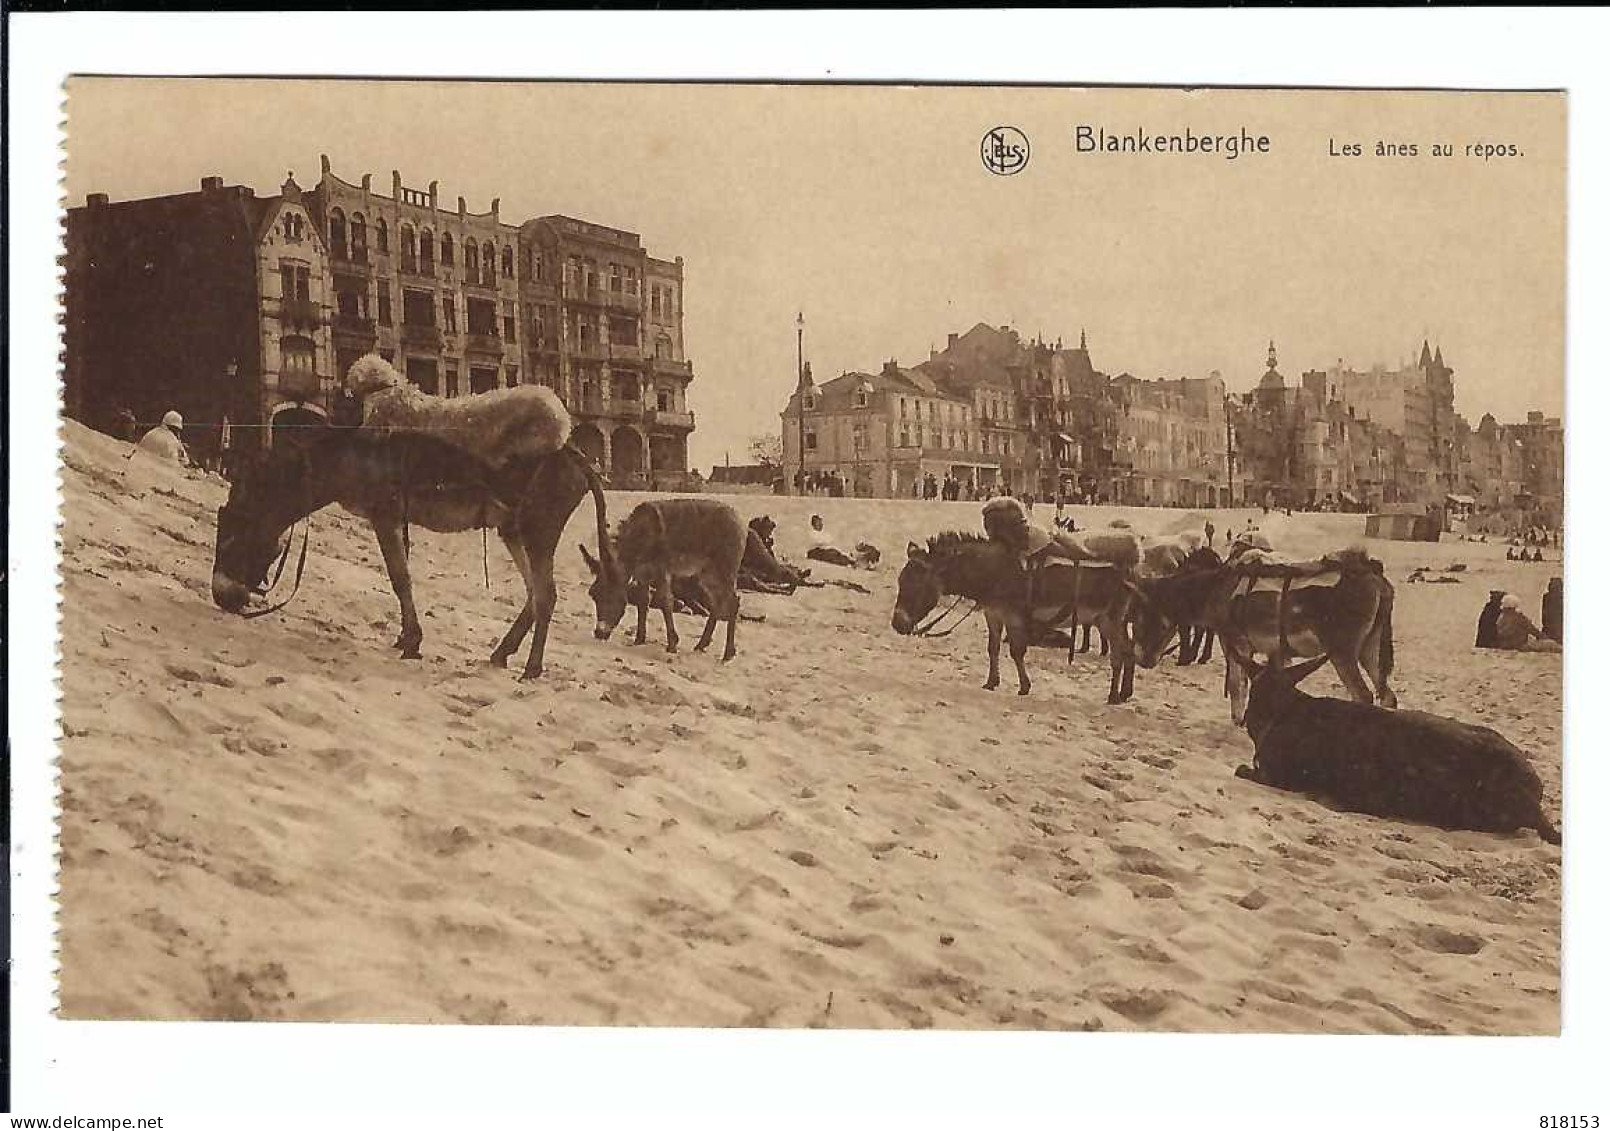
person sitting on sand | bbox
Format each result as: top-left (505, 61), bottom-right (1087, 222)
top-left (1493, 594), bottom-right (1561, 653)
top-left (805, 514), bottom-right (857, 568)
top-left (1476, 590), bottom-right (1506, 648)
top-left (136, 410), bottom-right (191, 466)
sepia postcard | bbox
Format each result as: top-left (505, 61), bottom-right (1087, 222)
top-left (52, 76), bottom-right (1564, 1041)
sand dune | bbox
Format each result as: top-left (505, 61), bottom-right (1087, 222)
top-left (57, 420), bottom-right (1560, 1032)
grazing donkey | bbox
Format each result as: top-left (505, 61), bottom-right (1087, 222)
top-left (1229, 650), bottom-right (1561, 845)
top-left (212, 427), bottom-right (614, 680)
top-left (581, 498), bottom-right (747, 661)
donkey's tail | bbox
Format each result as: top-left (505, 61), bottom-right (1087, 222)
top-left (564, 442), bottom-right (614, 573)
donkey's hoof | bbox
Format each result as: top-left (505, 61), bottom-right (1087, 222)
top-left (982, 680), bottom-right (998, 692)
top-left (721, 651), bottom-right (736, 663)
top-left (401, 650), bottom-right (422, 661)
top-left (489, 653), bottom-right (509, 669)
top-left (1018, 686), bottom-right (1031, 697)
top-left (665, 644), bottom-right (679, 655)
top-left (519, 667), bottom-right (544, 682)
top-left (693, 642), bottom-right (710, 654)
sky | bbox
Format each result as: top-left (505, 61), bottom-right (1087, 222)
top-left (64, 79), bottom-right (1565, 473)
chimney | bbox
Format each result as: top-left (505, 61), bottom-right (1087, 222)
top-left (86, 192), bottom-right (109, 208)
top-left (947, 332), bottom-right (959, 350)
top-left (200, 176), bottom-right (224, 192)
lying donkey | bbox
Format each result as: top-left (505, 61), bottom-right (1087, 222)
top-left (581, 497), bottom-right (747, 661)
top-left (1231, 649), bottom-right (1561, 845)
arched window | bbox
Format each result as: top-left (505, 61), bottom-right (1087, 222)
top-left (375, 218), bottom-right (389, 254)
top-left (350, 213), bottom-right (367, 259)
top-left (419, 230), bottom-right (434, 273)
top-left (329, 208), bottom-right (347, 259)
top-left (529, 248), bottom-right (543, 280)
top-left (502, 246), bottom-right (515, 278)
top-left (481, 241), bottom-right (495, 287)
top-left (441, 233), bottom-right (454, 267)
top-left (400, 224), bottom-right (416, 272)
top-left (464, 241), bottom-right (478, 280)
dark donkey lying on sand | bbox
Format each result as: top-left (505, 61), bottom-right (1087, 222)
top-left (580, 497), bottom-right (747, 661)
top-left (1132, 546), bottom-right (1396, 724)
top-left (211, 427), bottom-right (615, 679)
top-left (1228, 649), bottom-right (1560, 844)
top-left (891, 532), bottom-right (1137, 701)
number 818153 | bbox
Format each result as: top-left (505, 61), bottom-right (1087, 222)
top-left (1541, 1118), bottom-right (1600, 1129)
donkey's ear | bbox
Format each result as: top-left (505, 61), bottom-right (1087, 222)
top-left (907, 540), bottom-right (925, 559)
top-left (578, 543), bottom-right (600, 574)
top-left (1278, 654), bottom-right (1330, 687)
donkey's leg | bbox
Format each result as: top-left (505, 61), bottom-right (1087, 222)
top-left (720, 583), bottom-right (740, 662)
top-left (490, 529), bottom-right (535, 667)
top-left (1360, 593), bottom-right (1398, 708)
top-left (1007, 615), bottom-right (1032, 696)
top-left (1224, 638), bottom-right (1251, 724)
top-left (1176, 625), bottom-right (1195, 666)
top-left (1328, 650), bottom-right (1376, 707)
top-left (374, 521), bottom-right (424, 659)
top-left (984, 611), bottom-right (1003, 691)
top-left (1197, 628), bottom-right (1215, 665)
top-left (516, 542), bottom-right (559, 682)
top-left (658, 568), bottom-right (680, 654)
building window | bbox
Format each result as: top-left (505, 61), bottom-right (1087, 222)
top-left (531, 250), bottom-right (545, 281)
top-left (651, 288), bottom-right (661, 318)
top-left (610, 264), bottom-right (622, 293)
top-left (804, 431), bottom-right (817, 451)
top-left (375, 218), bottom-right (388, 254)
top-left (854, 388), bottom-right (869, 409)
top-left (420, 231), bottom-right (435, 274)
top-left (802, 393), bottom-right (816, 412)
top-left (610, 317), bottom-right (636, 347)
top-left (350, 214), bottom-right (367, 259)
top-left (655, 334), bottom-right (672, 360)
top-left (400, 225), bottom-right (417, 273)
top-left (296, 267), bottom-right (310, 301)
top-left (283, 213), bottom-right (303, 242)
top-left (464, 241), bottom-right (479, 280)
top-left (444, 361), bottom-right (460, 398)
top-left (626, 267), bottom-right (639, 295)
top-left (377, 282), bottom-right (392, 326)
top-left (441, 233), bottom-right (454, 267)
top-left (329, 209), bottom-right (347, 258)
top-left (503, 313), bottom-right (516, 341)
top-left (402, 288), bottom-right (434, 327)
top-left (442, 295), bottom-right (457, 334)
top-left (482, 242), bottom-right (495, 287)
top-left (501, 245), bottom-right (514, 278)
top-left (657, 388), bottom-right (671, 412)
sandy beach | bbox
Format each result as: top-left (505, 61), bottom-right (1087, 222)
top-left (56, 420), bottom-right (1561, 1033)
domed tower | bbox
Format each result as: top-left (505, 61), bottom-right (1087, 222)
top-left (1256, 339), bottom-right (1286, 412)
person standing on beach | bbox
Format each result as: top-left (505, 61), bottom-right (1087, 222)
top-left (1542, 578), bottom-right (1563, 644)
top-left (1476, 590), bottom-right (1506, 649)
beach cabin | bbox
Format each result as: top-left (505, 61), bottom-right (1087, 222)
top-left (1444, 494), bottom-right (1476, 535)
top-left (1366, 502), bottom-right (1442, 543)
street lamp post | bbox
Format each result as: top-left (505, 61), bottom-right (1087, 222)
top-left (795, 311), bottom-right (806, 496)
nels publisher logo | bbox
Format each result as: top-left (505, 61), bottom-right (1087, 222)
top-left (981, 126), bottom-right (1030, 176)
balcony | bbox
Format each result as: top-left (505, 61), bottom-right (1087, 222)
top-left (563, 282), bottom-right (606, 307)
top-left (277, 368), bottom-right (322, 402)
top-left (332, 251), bottom-right (371, 276)
top-left (572, 341), bottom-right (610, 362)
top-left (332, 312), bottom-right (377, 348)
top-left (574, 396), bottom-right (606, 417)
top-left (279, 298), bottom-right (320, 330)
top-left (605, 288), bottom-right (641, 312)
top-left (400, 261), bottom-right (436, 280)
top-left (651, 356), bottom-right (693, 378)
top-left (647, 408), bottom-right (696, 431)
top-left (399, 322), bottom-right (443, 352)
top-left (465, 331), bottom-right (503, 357)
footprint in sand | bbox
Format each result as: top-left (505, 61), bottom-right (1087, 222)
top-left (1410, 924), bottom-right (1487, 955)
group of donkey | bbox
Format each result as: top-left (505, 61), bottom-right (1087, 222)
top-left (210, 354), bottom-right (751, 676)
top-left (891, 517), bottom-right (1396, 719)
top-left (890, 512), bottom-right (1558, 845)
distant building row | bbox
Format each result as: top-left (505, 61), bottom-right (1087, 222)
top-left (778, 323), bottom-right (1562, 522)
top-left (63, 156), bottom-right (698, 487)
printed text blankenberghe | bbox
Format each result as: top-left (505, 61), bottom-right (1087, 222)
top-left (1075, 125), bottom-right (1272, 161)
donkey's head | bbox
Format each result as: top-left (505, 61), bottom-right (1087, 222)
top-left (1221, 637), bottom-right (1330, 746)
top-left (1130, 583), bottom-right (1180, 669)
top-left (211, 451), bottom-right (309, 614)
top-left (891, 541), bottom-right (942, 635)
top-left (579, 542), bottom-right (628, 640)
